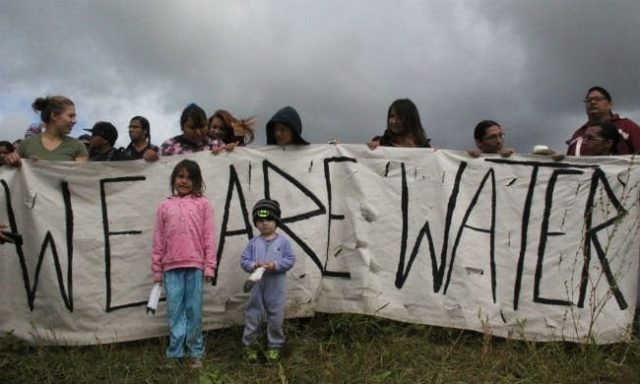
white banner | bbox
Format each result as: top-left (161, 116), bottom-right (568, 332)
top-left (0, 145), bottom-right (638, 345)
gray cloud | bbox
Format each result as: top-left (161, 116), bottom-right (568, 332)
top-left (1, 0), bottom-right (638, 152)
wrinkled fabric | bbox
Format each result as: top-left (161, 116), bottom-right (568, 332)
top-left (164, 268), bottom-right (204, 359)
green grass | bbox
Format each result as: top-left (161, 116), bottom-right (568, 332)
top-left (1, 313), bottom-right (639, 383)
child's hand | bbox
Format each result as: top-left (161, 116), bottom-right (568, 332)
top-left (264, 262), bottom-right (276, 272)
top-left (204, 276), bottom-right (213, 283)
top-left (154, 278), bottom-right (162, 285)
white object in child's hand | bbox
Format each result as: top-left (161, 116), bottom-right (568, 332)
top-left (147, 283), bottom-right (162, 314)
top-left (243, 267), bottom-right (266, 293)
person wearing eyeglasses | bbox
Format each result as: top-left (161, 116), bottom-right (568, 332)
top-left (124, 116), bottom-right (159, 161)
top-left (579, 121), bottom-right (621, 156)
top-left (467, 120), bottom-right (514, 158)
top-left (566, 86), bottom-right (640, 156)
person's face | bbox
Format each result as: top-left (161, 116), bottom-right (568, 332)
top-left (89, 133), bottom-right (109, 151)
top-left (584, 90), bottom-right (612, 120)
top-left (476, 125), bottom-right (504, 154)
top-left (50, 105), bottom-right (77, 135)
top-left (208, 117), bottom-right (226, 140)
top-left (182, 118), bottom-right (206, 144)
top-left (129, 120), bottom-right (146, 142)
top-left (581, 125), bottom-right (613, 156)
top-left (173, 168), bottom-right (194, 196)
top-left (273, 123), bottom-right (294, 146)
top-left (256, 218), bottom-right (277, 237)
top-left (0, 146), bottom-right (10, 157)
top-left (388, 108), bottom-right (405, 134)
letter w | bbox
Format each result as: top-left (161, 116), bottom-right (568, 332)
top-left (1, 180), bottom-right (74, 311)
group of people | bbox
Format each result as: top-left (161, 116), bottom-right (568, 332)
top-left (1, 85), bottom-right (637, 168)
top-left (0, 97), bottom-right (304, 166)
top-left (2, 85), bottom-right (639, 369)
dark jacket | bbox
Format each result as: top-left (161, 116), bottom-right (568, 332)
top-left (89, 147), bottom-right (130, 161)
top-left (266, 106), bottom-right (309, 145)
top-left (372, 130), bottom-right (431, 148)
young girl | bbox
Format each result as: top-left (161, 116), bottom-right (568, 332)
top-left (152, 159), bottom-right (217, 368)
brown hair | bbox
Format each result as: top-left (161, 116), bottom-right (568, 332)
top-left (209, 109), bottom-right (256, 145)
top-left (32, 95), bottom-right (74, 123)
top-left (388, 99), bottom-right (429, 146)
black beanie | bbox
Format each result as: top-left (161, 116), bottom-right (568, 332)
top-left (252, 199), bottom-right (281, 225)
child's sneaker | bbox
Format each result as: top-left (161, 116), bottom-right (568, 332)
top-left (265, 348), bottom-right (280, 362)
top-left (244, 348), bottom-right (259, 363)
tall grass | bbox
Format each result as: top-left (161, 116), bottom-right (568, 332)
top-left (2, 313), bottom-right (639, 383)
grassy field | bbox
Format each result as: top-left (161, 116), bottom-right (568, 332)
top-left (1, 313), bottom-right (639, 383)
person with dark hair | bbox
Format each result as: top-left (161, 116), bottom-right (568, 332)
top-left (4, 95), bottom-right (88, 165)
top-left (208, 109), bottom-right (256, 154)
top-left (580, 121), bottom-right (621, 156)
top-left (266, 106), bottom-right (309, 146)
top-left (152, 159), bottom-right (216, 368)
top-left (78, 134), bottom-right (91, 150)
top-left (566, 86), bottom-right (640, 155)
top-left (0, 141), bottom-right (14, 165)
top-left (240, 198), bottom-right (296, 362)
top-left (124, 116), bottom-right (159, 161)
top-left (85, 122), bottom-right (130, 161)
top-left (468, 120), bottom-right (514, 157)
top-left (368, 99), bottom-right (431, 149)
top-left (160, 103), bottom-right (211, 156)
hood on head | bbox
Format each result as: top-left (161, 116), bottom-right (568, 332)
top-left (266, 106), bottom-right (309, 145)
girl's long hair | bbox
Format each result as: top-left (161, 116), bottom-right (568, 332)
top-left (130, 116), bottom-right (151, 145)
top-left (170, 159), bottom-right (205, 196)
top-left (387, 99), bottom-right (429, 146)
top-left (209, 109), bottom-right (256, 145)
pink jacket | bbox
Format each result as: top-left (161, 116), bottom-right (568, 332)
top-left (152, 194), bottom-right (217, 281)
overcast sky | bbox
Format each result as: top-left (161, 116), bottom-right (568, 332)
top-left (1, 0), bottom-right (639, 152)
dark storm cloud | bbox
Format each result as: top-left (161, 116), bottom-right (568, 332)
top-left (1, 0), bottom-right (638, 152)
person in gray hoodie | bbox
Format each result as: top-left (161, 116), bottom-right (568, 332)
top-left (265, 106), bottom-right (309, 146)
